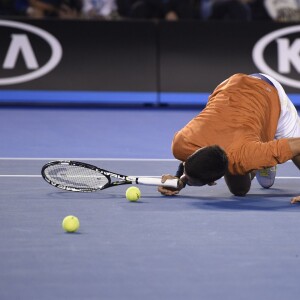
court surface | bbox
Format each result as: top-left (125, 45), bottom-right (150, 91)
top-left (1, 107), bottom-right (300, 300)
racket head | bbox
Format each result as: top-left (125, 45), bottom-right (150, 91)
top-left (41, 161), bottom-right (111, 192)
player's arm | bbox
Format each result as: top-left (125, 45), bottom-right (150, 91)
top-left (286, 139), bottom-right (300, 204)
top-left (292, 155), bottom-right (300, 170)
top-left (158, 162), bottom-right (217, 195)
top-left (158, 162), bottom-right (187, 196)
top-left (290, 154), bottom-right (300, 204)
top-left (287, 138), bottom-right (300, 157)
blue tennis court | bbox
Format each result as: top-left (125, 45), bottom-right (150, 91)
top-left (1, 107), bottom-right (300, 300)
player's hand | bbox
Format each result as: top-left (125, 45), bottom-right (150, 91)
top-left (158, 174), bottom-right (185, 196)
top-left (291, 196), bottom-right (300, 204)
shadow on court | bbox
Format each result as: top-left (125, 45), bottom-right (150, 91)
top-left (44, 185), bottom-right (300, 212)
top-left (189, 196), bottom-right (300, 212)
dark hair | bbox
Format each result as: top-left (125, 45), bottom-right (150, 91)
top-left (185, 145), bottom-right (228, 183)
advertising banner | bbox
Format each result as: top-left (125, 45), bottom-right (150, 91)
top-left (0, 19), bottom-right (157, 104)
top-left (0, 19), bottom-right (299, 105)
top-left (159, 21), bottom-right (300, 105)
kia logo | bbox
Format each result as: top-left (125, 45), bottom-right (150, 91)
top-left (253, 25), bottom-right (300, 89)
top-left (0, 20), bottom-right (62, 85)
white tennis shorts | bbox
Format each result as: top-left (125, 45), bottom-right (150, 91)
top-left (262, 73), bottom-right (300, 139)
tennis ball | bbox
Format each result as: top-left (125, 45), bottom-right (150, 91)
top-left (62, 215), bottom-right (80, 233)
top-left (126, 186), bottom-right (141, 202)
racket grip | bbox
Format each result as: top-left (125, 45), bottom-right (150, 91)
top-left (137, 177), bottom-right (178, 188)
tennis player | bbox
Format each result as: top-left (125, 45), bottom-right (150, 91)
top-left (158, 73), bottom-right (300, 203)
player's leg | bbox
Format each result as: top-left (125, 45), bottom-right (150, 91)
top-left (262, 73), bottom-right (300, 139)
top-left (224, 172), bottom-right (253, 196)
top-left (256, 166), bottom-right (276, 188)
top-left (257, 74), bottom-right (300, 188)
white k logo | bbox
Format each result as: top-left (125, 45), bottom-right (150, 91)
top-left (253, 25), bottom-right (300, 89)
top-left (277, 38), bottom-right (300, 73)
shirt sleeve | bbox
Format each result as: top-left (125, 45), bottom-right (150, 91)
top-left (229, 138), bottom-right (293, 174)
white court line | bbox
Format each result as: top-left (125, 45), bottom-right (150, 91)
top-left (0, 175), bottom-right (163, 178)
top-left (0, 158), bottom-right (177, 161)
top-left (0, 175), bottom-right (299, 179)
top-left (277, 177), bottom-right (300, 179)
top-left (0, 175), bottom-right (41, 177)
top-left (0, 158), bottom-right (293, 164)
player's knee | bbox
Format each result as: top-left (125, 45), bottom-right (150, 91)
top-left (224, 173), bottom-right (252, 197)
top-left (228, 186), bottom-right (250, 197)
top-left (232, 190), bottom-right (248, 197)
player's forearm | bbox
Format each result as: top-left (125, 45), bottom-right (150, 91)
top-left (175, 162), bottom-right (184, 178)
top-left (287, 138), bottom-right (300, 156)
top-left (292, 155), bottom-right (300, 170)
top-left (175, 162), bottom-right (187, 189)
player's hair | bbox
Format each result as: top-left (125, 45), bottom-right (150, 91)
top-left (185, 145), bottom-right (228, 183)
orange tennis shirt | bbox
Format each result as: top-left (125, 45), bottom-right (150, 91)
top-left (172, 73), bottom-right (293, 175)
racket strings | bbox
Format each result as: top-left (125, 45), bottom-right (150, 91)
top-left (44, 165), bottom-right (109, 191)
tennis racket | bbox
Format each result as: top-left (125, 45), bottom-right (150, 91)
top-left (41, 160), bottom-right (179, 192)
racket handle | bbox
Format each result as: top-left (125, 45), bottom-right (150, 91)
top-left (137, 177), bottom-right (178, 188)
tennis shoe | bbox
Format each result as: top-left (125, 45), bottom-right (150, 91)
top-left (256, 166), bottom-right (277, 189)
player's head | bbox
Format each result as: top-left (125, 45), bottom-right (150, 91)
top-left (184, 145), bottom-right (228, 185)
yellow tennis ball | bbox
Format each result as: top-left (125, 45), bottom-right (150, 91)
top-left (126, 186), bottom-right (141, 202)
top-left (62, 215), bottom-right (80, 233)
